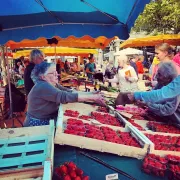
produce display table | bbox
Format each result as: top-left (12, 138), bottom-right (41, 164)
top-left (53, 145), bottom-right (167, 180)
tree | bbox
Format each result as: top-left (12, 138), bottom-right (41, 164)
top-left (132, 0), bottom-right (180, 34)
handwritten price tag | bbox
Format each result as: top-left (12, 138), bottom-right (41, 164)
top-left (106, 173), bottom-right (119, 180)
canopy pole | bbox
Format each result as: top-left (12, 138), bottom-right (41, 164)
top-left (55, 46), bottom-right (57, 62)
top-left (5, 46), bottom-right (13, 119)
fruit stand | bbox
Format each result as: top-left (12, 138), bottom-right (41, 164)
top-left (53, 102), bottom-right (179, 180)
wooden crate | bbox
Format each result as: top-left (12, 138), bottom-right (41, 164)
top-left (55, 113), bottom-right (149, 159)
top-left (62, 103), bottom-right (130, 128)
top-left (0, 121), bottom-right (54, 180)
top-left (142, 131), bottom-right (180, 157)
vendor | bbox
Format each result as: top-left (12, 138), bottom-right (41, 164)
top-left (24, 61), bottom-right (105, 127)
top-left (24, 49), bottom-right (44, 95)
top-left (106, 55), bottom-right (139, 92)
top-left (138, 62), bottom-right (180, 125)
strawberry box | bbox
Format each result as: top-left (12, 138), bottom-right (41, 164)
top-left (60, 103), bottom-right (130, 129)
top-left (55, 114), bottom-right (150, 159)
top-left (142, 131), bottom-right (180, 157)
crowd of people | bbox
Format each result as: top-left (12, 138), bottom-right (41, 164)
top-left (4, 42), bottom-right (179, 128)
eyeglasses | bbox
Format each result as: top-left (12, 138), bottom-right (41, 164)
top-left (46, 71), bottom-right (58, 76)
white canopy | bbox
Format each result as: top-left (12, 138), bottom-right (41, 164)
top-left (114, 48), bottom-right (153, 55)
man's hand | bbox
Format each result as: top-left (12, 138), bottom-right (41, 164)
top-left (136, 100), bottom-right (147, 108)
top-left (127, 93), bottom-right (135, 102)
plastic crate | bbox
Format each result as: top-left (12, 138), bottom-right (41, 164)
top-left (0, 121), bottom-right (54, 180)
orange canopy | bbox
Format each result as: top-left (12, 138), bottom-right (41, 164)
top-left (120, 34), bottom-right (180, 48)
top-left (7, 36), bottom-right (114, 50)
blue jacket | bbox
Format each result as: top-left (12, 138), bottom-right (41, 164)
top-left (146, 83), bottom-right (180, 124)
top-left (134, 75), bottom-right (180, 103)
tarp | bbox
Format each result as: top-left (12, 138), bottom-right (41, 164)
top-left (0, 0), bottom-right (150, 45)
top-left (13, 47), bottom-right (98, 58)
top-left (120, 34), bottom-right (180, 48)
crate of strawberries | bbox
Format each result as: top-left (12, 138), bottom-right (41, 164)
top-left (54, 161), bottom-right (89, 180)
top-left (142, 154), bottom-right (180, 179)
top-left (54, 117), bottom-right (150, 159)
top-left (144, 132), bottom-right (180, 156)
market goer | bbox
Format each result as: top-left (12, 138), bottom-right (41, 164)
top-left (137, 62), bottom-right (180, 125)
top-left (85, 55), bottom-right (96, 81)
top-left (106, 55), bottom-right (139, 92)
top-left (127, 74), bottom-right (180, 104)
top-left (24, 49), bottom-right (44, 95)
top-left (24, 61), bottom-right (105, 127)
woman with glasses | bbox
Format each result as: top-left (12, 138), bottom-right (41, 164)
top-left (24, 61), bottom-right (105, 127)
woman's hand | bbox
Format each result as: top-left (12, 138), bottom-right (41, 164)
top-left (93, 94), bottom-right (106, 106)
top-left (125, 75), bottom-right (130, 81)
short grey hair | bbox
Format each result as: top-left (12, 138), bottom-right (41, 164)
top-left (117, 54), bottom-right (128, 64)
top-left (30, 49), bottom-right (44, 62)
top-left (158, 61), bottom-right (178, 79)
top-left (32, 62), bottom-right (55, 82)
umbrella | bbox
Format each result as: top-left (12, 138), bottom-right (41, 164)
top-left (0, 0), bottom-right (150, 45)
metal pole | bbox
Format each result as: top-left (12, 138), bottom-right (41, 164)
top-left (4, 46), bottom-right (13, 119)
top-left (55, 46), bottom-right (57, 62)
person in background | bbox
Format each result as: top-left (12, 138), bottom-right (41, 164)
top-left (106, 55), bottom-right (139, 92)
top-left (85, 55), bottom-right (96, 81)
top-left (24, 62), bottom-right (105, 127)
top-left (64, 60), bottom-right (70, 73)
top-left (173, 48), bottom-right (180, 67)
top-left (136, 55), bottom-right (144, 80)
top-left (129, 55), bottom-right (138, 76)
top-left (24, 60), bottom-right (29, 68)
top-left (17, 62), bottom-right (25, 78)
top-left (24, 49), bottom-right (44, 95)
top-left (71, 58), bottom-right (79, 72)
top-left (137, 62), bottom-right (180, 126)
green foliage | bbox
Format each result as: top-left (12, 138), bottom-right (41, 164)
top-left (132, 0), bottom-right (180, 34)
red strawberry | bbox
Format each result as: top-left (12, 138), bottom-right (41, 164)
top-left (69, 170), bottom-right (77, 178)
top-left (55, 167), bottom-right (61, 176)
top-left (82, 176), bottom-right (89, 180)
top-left (63, 175), bottom-right (71, 180)
top-left (76, 168), bottom-right (84, 176)
top-left (74, 176), bottom-right (81, 180)
top-left (67, 162), bottom-right (77, 171)
top-left (60, 165), bottom-right (68, 175)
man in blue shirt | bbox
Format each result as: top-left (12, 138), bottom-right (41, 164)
top-left (85, 56), bottom-right (96, 80)
top-left (128, 75), bottom-right (180, 103)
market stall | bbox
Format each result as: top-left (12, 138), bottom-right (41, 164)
top-left (53, 102), bottom-right (179, 179)
top-left (0, 1), bottom-right (154, 179)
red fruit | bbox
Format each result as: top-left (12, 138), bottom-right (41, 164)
top-left (76, 168), bottom-right (84, 176)
top-left (69, 170), bottom-right (77, 178)
top-left (63, 175), bottom-right (71, 180)
top-left (60, 165), bottom-right (68, 175)
top-left (82, 176), bottom-right (89, 180)
top-left (68, 162), bottom-right (77, 171)
top-left (74, 176), bottom-right (81, 180)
